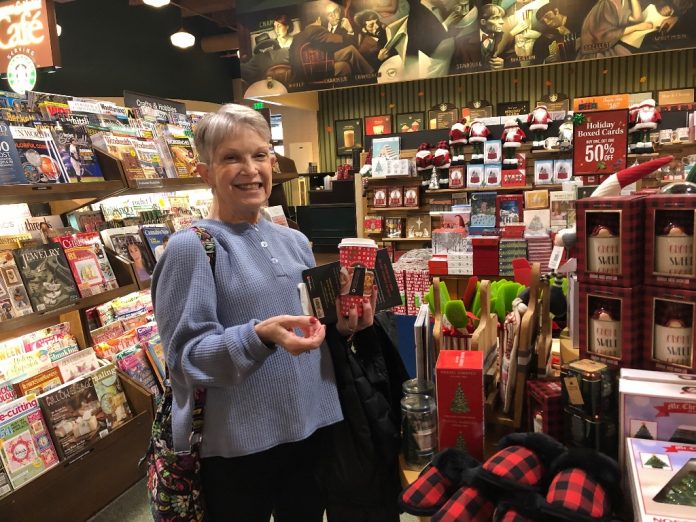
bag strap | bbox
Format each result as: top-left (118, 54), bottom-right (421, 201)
top-left (186, 226), bottom-right (216, 445)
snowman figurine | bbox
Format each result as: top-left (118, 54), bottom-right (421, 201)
top-left (558, 114), bottom-right (574, 152)
top-left (468, 119), bottom-right (490, 163)
top-left (633, 99), bottom-right (661, 154)
top-left (526, 104), bottom-right (552, 150)
top-left (501, 119), bottom-right (526, 169)
top-left (449, 119), bottom-right (469, 165)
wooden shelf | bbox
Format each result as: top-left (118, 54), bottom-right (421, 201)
top-left (121, 176), bottom-right (208, 194)
top-left (628, 152), bottom-right (659, 158)
top-left (0, 180), bottom-right (124, 206)
top-left (366, 176), bottom-right (420, 185)
top-left (0, 283), bottom-right (140, 340)
top-left (367, 206), bottom-right (424, 212)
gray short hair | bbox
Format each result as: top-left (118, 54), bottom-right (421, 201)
top-left (194, 104), bottom-right (271, 165)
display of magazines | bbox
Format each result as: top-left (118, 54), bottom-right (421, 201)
top-left (9, 126), bottom-right (69, 184)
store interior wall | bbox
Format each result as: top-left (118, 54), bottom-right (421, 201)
top-left (30, 0), bottom-right (238, 104)
top-left (317, 48), bottom-right (696, 171)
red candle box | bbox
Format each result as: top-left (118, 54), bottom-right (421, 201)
top-left (372, 186), bottom-right (388, 208)
top-left (579, 284), bottom-right (643, 369)
top-left (403, 185), bottom-right (420, 208)
top-left (526, 379), bottom-right (563, 442)
top-left (644, 194), bottom-right (696, 291)
top-left (576, 195), bottom-right (646, 287)
top-left (436, 350), bottom-right (484, 461)
top-left (644, 285), bottom-right (696, 374)
top-left (388, 186), bottom-right (403, 207)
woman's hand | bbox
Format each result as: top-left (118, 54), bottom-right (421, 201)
top-left (255, 315), bottom-right (326, 356)
top-left (335, 285), bottom-right (378, 338)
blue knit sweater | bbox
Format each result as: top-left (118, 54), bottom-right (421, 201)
top-left (151, 218), bottom-right (343, 457)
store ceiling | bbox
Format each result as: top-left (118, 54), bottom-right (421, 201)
top-left (127, 0), bottom-right (238, 31)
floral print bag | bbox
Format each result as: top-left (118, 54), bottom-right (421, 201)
top-left (143, 227), bottom-right (215, 521)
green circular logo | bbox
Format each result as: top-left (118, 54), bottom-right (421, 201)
top-left (7, 54), bottom-right (37, 94)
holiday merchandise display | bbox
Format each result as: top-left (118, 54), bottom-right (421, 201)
top-left (448, 120), bottom-right (469, 165)
top-left (632, 99), bottom-right (661, 154)
top-left (500, 119), bottom-right (525, 169)
top-left (526, 104), bottom-right (552, 151)
top-left (468, 119), bottom-right (490, 163)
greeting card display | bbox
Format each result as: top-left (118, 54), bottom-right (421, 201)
top-left (406, 215), bottom-right (431, 238)
top-left (534, 160), bottom-right (554, 185)
top-left (403, 186), bottom-right (420, 208)
top-left (524, 189), bottom-right (549, 210)
top-left (372, 137), bottom-right (400, 160)
top-left (501, 168), bottom-right (526, 187)
top-left (388, 186), bottom-right (403, 207)
top-left (496, 194), bottom-right (523, 227)
top-left (372, 186), bottom-right (388, 208)
top-left (484, 140), bottom-right (502, 164)
top-left (484, 164), bottom-right (501, 187)
top-left (524, 209), bottom-right (551, 237)
top-left (449, 166), bottom-right (464, 188)
top-left (553, 159), bottom-right (573, 183)
top-left (467, 164), bottom-right (484, 187)
top-left (469, 192), bottom-right (497, 234)
top-left (550, 191), bottom-right (576, 232)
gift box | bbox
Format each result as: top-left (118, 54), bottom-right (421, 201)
top-left (384, 217), bottom-right (404, 238)
top-left (392, 269), bottom-right (406, 315)
top-left (626, 438), bottom-right (696, 522)
top-left (561, 358), bottom-right (617, 418)
top-left (432, 228), bottom-right (467, 254)
top-left (500, 223), bottom-right (526, 239)
top-left (372, 186), bottom-right (388, 208)
top-left (501, 168), bottom-right (526, 187)
top-left (527, 379), bottom-right (563, 442)
top-left (577, 194), bottom-right (646, 287)
top-left (387, 186), bottom-right (403, 207)
top-left (436, 350), bottom-right (484, 460)
top-left (447, 252), bottom-right (473, 275)
top-left (428, 255), bottom-right (448, 276)
top-left (404, 269), bottom-right (430, 317)
top-left (472, 236), bottom-right (499, 276)
top-left (526, 235), bottom-right (553, 274)
top-left (619, 377), bottom-right (696, 465)
top-left (563, 407), bottom-right (617, 458)
top-left (579, 284), bottom-right (643, 369)
top-left (644, 285), bottom-right (695, 374)
top-left (363, 215), bottom-right (383, 235)
top-left (644, 194), bottom-right (696, 291)
top-left (403, 185), bottom-right (420, 208)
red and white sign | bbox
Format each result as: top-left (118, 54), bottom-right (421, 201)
top-left (573, 110), bottom-right (628, 176)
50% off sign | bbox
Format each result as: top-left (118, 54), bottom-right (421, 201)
top-left (573, 110), bottom-right (628, 176)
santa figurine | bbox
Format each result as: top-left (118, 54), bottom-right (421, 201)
top-left (501, 119), bottom-right (526, 169)
top-left (359, 150), bottom-right (372, 177)
top-left (415, 143), bottom-right (433, 186)
top-left (558, 114), bottom-right (574, 152)
top-left (526, 104), bottom-right (552, 150)
top-left (633, 99), bottom-right (661, 154)
top-left (627, 103), bottom-right (639, 153)
top-left (433, 140), bottom-right (451, 188)
top-left (468, 119), bottom-right (490, 163)
top-left (449, 119), bottom-right (469, 165)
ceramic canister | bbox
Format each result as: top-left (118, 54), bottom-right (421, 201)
top-left (588, 225), bottom-right (620, 274)
top-left (654, 300), bottom-right (693, 366)
top-left (655, 223), bottom-right (694, 275)
top-left (590, 306), bottom-right (621, 358)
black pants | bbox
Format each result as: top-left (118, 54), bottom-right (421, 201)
top-left (200, 430), bottom-right (325, 522)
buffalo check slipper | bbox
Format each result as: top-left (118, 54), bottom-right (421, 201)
top-left (399, 448), bottom-right (480, 516)
top-left (431, 433), bottom-right (565, 522)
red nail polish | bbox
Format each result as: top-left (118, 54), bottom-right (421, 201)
top-left (309, 317), bottom-right (317, 324)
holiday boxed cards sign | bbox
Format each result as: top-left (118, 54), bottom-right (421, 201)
top-left (573, 110), bottom-right (628, 176)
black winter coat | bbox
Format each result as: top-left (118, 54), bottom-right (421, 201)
top-left (319, 312), bottom-right (410, 522)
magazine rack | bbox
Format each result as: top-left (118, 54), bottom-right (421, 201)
top-left (485, 263), bottom-right (541, 430)
top-left (0, 373), bottom-right (154, 522)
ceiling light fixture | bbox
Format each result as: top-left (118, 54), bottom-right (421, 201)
top-left (56, 24), bottom-right (61, 36)
top-left (170, 29), bottom-right (195, 48)
top-left (143, 0), bottom-right (170, 7)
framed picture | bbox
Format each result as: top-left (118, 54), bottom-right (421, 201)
top-left (484, 140), bottom-right (502, 164)
top-left (534, 159), bottom-right (554, 185)
top-left (467, 164), bottom-right (484, 187)
top-left (428, 103), bottom-right (459, 130)
top-left (396, 112), bottom-right (424, 133)
top-left (372, 136), bottom-right (400, 160)
top-left (553, 159), bottom-right (573, 183)
top-left (365, 115), bottom-right (392, 136)
top-left (335, 119), bottom-right (363, 156)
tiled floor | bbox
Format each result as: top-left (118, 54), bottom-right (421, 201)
top-left (88, 478), bottom-right (420, 521)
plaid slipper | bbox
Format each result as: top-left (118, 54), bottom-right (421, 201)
top-left (431, 433), bottom-right (565, 521)
top-left (540, 449), bottom-right (621, 521)
top-left (399, 448), bottom-right (480, 516)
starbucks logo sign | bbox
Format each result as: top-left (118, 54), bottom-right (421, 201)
top-left (7, 53), bottom-right (36, 94)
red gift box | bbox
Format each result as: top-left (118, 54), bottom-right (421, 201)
top-left (576, 195), bottom-right (646, 287)
top-left (436, 350), bottom-right (484, 460)
top-left (526, 379), bottom-right (563, 441)
top-left (372, 186), bottom-right (388, 207)
top-left (644, 285), bottom-right (696, 374)
top-left (501, 168), bottom-right (526, 187)
top-left (579, 284), bottom-right (643, 369)
top-left (403, 185), bottom-right (420, 208)
top-left (472, 237), bottom-right (499, 276)
top-left (428, 255), bottom-right (449, 276)
top-left (388, 186), bottom-right (403, 207)
top-left (501, 224), bottom-right (526, 238)
top-left (404, 269), bottom-right (430, 316)
top-left (644, 194), bottom-right (696, 291)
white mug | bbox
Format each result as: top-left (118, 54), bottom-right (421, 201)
top-left (544, 137), bottom-right (559, 150)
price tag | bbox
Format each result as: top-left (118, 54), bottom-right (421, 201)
top-left (564, 376), bottom-right (584, 405)
top-left (134, 179), bottom-right (164, 189)
top-left (548, 245), bottom-right (564, 271)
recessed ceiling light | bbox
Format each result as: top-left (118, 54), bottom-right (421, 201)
top-left (143, 0), bottom-right (170, 6)
top-left (170, 30), bottom-right (195, 49)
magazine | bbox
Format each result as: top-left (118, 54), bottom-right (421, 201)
top-left (0, 250), bottom-right (32, 319)
top-left (90, 363), bottom-right (133, 431)
top-left (10, 126), bottom-right (69, 184)
top-left (52, 120), bottom-right (105, 182)
top-left (0, 124), bottom-right (25, 184)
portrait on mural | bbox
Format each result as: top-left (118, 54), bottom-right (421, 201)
top-left (237, 0), bottom-right (696, 97)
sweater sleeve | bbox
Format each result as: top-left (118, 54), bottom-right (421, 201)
top-left (151, 230), bottom-right (274, 388)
